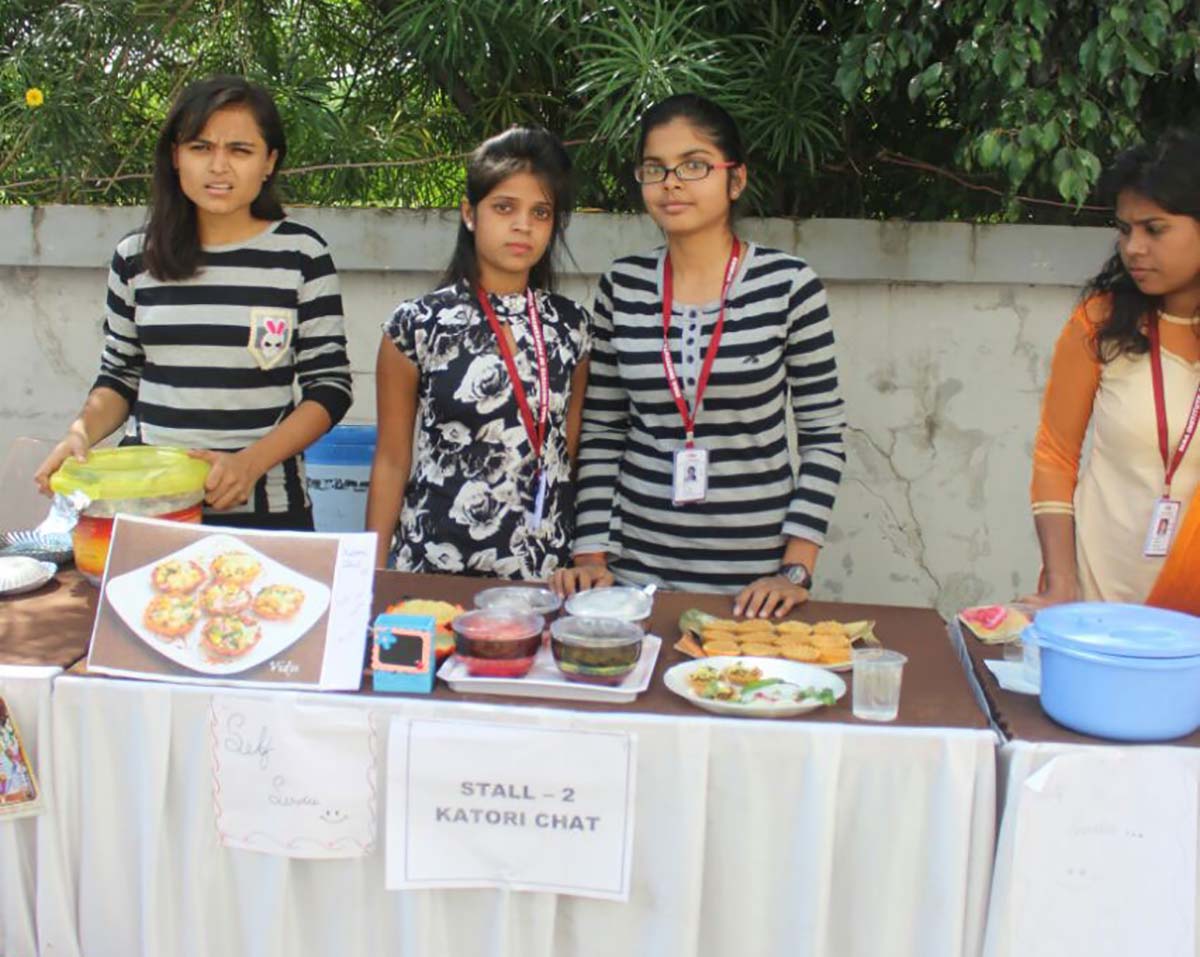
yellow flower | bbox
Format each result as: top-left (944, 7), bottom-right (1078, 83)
top-left (24, 88), bottom-right (44, 108)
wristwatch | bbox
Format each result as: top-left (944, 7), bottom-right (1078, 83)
top-left (779, 562), bottom-right (812, 589)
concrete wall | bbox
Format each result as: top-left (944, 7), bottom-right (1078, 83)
top-left (0, 206), bottom-right (1115, 615)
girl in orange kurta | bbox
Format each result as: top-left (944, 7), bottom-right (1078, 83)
top-left (1030, 131), bottom-right (1200, 614)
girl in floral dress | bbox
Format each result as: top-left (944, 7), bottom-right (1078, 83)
top-left (366, 128), bottom-right (590, 578)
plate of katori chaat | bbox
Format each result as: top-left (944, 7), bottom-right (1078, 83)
top-left (675, 609), bottom-right (879, 671)
top-left (664, 656), bottom-right (847, 718)
top-left (103, 534), bottom-right (330, 675)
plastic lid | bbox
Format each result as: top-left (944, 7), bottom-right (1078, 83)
top-left (49, 447), bottom-right (210, 503)
top-left (450, 608), bottom-right (544, 642)
top-left (1032, 603), bottom-right (1200, 660)
top-left (474, 586), bottom-right (563, 615)
top-left (550, 616), bottom-right (643, 648)
top-left (564, 586), bottom-right (652, 621)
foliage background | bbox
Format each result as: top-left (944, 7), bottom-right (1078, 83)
top-left (2, 0), bottom-right (1198, 222)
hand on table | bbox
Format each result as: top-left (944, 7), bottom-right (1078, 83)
top-left (550, 563), bottom-right (614, 598)
top-left (733, 575), bottom-right (810, 619)
top-left (34, 431), bottom-right (89, 495)
top-left (188, 449), bottom-right (263, 511)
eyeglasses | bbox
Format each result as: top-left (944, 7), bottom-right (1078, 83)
top-left (633, 159), bottom-right (738, 184)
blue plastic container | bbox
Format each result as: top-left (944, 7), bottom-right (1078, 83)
top-left (1028, 603), bottom-right (1200, 742)
top-left (305, 425), bottom-right (377, 533)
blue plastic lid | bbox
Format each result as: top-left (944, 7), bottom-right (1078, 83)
top-left (1032, 603), bottom-right (1200, 660)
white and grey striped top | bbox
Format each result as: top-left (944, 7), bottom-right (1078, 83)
top-left (94, 219), bottom-right (353, 516)
top-left (574, 243), bottom-right (846, 593)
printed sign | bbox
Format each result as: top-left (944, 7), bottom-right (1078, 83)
top-left (211, 695), bottom-right (377, 858)
top-left (0, 695), bottom-right (41, 819)
top-left (387, 718), bottom-right (636, 900)
top-left (88, 515), bottom-right (375, 690)
top-left (1008, 751), bottom-right (1197, 957)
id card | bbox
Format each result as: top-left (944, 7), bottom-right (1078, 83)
top-left (526, 471), bottom-right (547, 531)
top-left (672, 447), bottom-right (708, 505)
top-left (1143, 498), bottom-right (1181, 557)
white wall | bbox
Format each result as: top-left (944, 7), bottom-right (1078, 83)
top-left (0, 206), bottom-right (1113, 615)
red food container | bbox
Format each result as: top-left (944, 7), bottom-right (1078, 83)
top-left (451, 608), bottom-right (545, 678)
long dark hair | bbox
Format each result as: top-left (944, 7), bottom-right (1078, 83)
top-left (637, 93), bottom-right (746, 216)
top-left (1085, 129), bottom-right (1200, 361)
top-left (143, 75), bottom-right (287, 281)
top-left (440, 127), bottom-right (573, 292)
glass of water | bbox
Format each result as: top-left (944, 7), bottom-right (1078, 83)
top-left (851, 649), bottom-right (909, 721)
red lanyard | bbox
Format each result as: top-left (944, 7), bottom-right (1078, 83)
top-left (1147, 316), bottom-right (1200, 497)
top-left (661, 239), bottom-right (741, 447)
top-left (477, 288), bottom-right (549, 464)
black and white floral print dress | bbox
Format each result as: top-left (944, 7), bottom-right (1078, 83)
top-left (384, 281), bottom-right (591, 579)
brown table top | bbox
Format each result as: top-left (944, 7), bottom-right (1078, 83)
top-left (1, 568), bottom-right (97, 667)
top-left (958, 621), bottom-right (1200, 747)
top-left (29, 568), bottom-right (988, 731)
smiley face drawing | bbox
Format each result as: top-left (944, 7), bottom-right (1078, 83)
top-left (319, 808), bottom-right (348, 825)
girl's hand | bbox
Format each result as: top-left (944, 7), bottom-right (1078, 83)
top-left (34, 430), bottom-right (90, 495)
top-left (1018, 577), bottom-right (1080, 609)
top-left (550, 563), bottom-right (615, 597)
top-left (734, 576), bottom-right (810, 619)
top-left (189, 449), bottom-right (263, 511)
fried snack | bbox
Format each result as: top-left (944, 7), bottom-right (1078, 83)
top-left (733, 619), bottom-right (774, 635)
top-left (143, 594), bottom-right (200, 639)
top-left (700, 627), bottom-right (739, 644)
top-left (702, 640), bottom-right (741, 657)
top-left (199, 581), bottom-right (252, 616)
top-left (813, 620), bottom-right (848, 636)
top-left (689, 664), bottom-right (721, 685)
top-left (775, 621), bottom-right (814, 637)
top-left (809, 633), bottom-right (852, 650)
top-left (739, 642), bottom-right (778, 657)
top-left (781, 643), bottom-right (822, 663)
top-left (150, 559), bottom-right (206, 595)
top-left (252, 584), bottom-right (305, 621)
top-left (723, 663), bottom-right (764, 686)
top-left (817, 647), bottom-right (852, 665)
top-left (209, 552), bottom-right (262, 587)
top-left (201, 614), bottom-right (263, 660)
top-left (705, 618), bottom-right (739, 631)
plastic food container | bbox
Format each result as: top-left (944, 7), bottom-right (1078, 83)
top-left (49, 447), bottom-right (210, 584)
top-left (1027, 603), bottom-right (1200, 742)
top-left (563, 586), bottom-right (653, 632)
top-left (474, 586), bottom-right (563, 617)
top-left (451, 608), bottom-right (545, 679)
top-left (550, 616), bottom-right (644, 686)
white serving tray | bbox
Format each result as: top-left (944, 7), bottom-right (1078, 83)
top-left (437, 634), bottom-right (662, 704)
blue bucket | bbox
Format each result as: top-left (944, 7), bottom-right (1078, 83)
top-left (305, 425), bottom-right (377, 532)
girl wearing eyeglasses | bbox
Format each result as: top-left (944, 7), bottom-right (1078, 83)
top-left (552, 94), bottom-right (846, 617)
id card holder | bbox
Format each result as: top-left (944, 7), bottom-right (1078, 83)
top-left (1143, 497), bottom-right (1181, 557)
top-left (526, 471), bottom-right (547, 531)
top-left (673, 446), bottom-right (708, 505)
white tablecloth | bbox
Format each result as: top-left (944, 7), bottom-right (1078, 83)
top-left (984, 741), bottom-right (1200, 957)
top-left (0, 664), bottom-right (60, 957)
top-left (39, 676), bottom-right (998, 957)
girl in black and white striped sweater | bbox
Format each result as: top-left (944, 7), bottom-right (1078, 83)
top-left (553, 95), bottom-right (846, 617)
top-left (35, 76), bottom-right (352, 530)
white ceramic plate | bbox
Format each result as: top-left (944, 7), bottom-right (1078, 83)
top-left (0, 556), bottom-right (56, 596)
top-left (664, 656), bottom-right (847, 718)
top-left (438, 634), bottom-right (661, 704)
top-left (103, 534), bottom-right (331, 676)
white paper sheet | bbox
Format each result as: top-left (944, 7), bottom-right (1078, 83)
top-left (386, 717), bottom-right (637, 900)
top-left (1009, 750), bottom-right (1197, 957)
top-left (211, 694), bottom-right (377, 858)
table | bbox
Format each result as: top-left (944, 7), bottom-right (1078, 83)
top-left (30, 571), bottom-right (996, 957)
top-left (954, 622), bottom-right (1200, 957)
top-left (0, 573), bottom-right (96, 957)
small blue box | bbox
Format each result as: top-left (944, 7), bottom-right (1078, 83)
top-left (371, 613), bottom-right (437, 694)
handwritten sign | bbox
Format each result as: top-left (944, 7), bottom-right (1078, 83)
top-left (386, 718), bottom-right (636, 900)
top-left (1008, 750), bottom-right (1197, 957)
top-left (211, 695), bottom-right (377, 859)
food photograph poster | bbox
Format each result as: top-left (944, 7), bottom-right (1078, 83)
top-left (87, 515), bottom-right (375, 690)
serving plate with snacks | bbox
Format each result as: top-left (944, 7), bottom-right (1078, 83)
top-left (104, 534), bottom-right (330, 675)
top-left (664, 656), bottom-right (846, 718)
top-left (674, 609), bottom-right (879, 671)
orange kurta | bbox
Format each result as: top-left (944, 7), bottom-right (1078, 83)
top-left (1032, 296), bottom-right (1200, 606)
